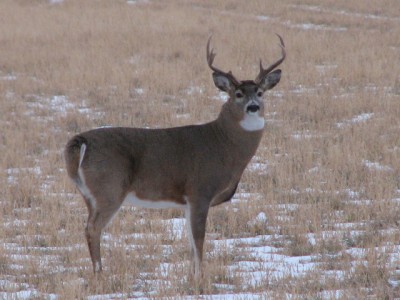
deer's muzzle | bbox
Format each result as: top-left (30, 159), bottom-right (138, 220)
top-left (246, 104), bottom-right (260, 113)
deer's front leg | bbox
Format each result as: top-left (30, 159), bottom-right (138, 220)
top-left (185, 200), bottom-right (209, 281)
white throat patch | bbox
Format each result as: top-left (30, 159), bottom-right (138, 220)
top-left (240, 113), bottom-right (265, 131)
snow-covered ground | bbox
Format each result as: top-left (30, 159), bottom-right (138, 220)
top-left (2, 82), bottom-right (399, 299)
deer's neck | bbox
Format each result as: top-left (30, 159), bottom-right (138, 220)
top-left (212, 105), bottom-right (264, 159)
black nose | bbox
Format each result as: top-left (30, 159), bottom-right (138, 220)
top-left (246, 104), bottom-right (260, 113)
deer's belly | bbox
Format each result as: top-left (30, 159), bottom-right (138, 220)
top-left (123, 191), bottom-right (187, 209)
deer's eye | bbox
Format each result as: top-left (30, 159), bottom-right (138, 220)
top-left (257, 91), bottom-right (263, 97)
top-left (235, 91), bottom-right (243, 98)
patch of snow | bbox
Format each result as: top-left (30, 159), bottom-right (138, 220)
top-left (26, 95), bottom-right (105, 120)
top-left (186, 86), bottom-right (204, 95)
top-left (128, 55), bottom-right (141, 65)
top-left (0, 280), bottom-right (29, 290)
top-left (180, 293), bottom-right (269, 300)
top-left (3, 219), bottom-right (29, 228)
top-left (230, 253), bottom-right (316, 287)
top-left (27, 95), bottom-right (104, 119)
top-left (291, 131), bottom-right (316, 140)
top-left (209, 235), bottom-right (318, 287)
top-left (49, 95), bottom-right (75, 114)
top-left (256, 212), bottom-right (267, 222)
top-left (248, 156), bottom-right (269, 175)
top-left (308, 166), bottom-right (320, 173)
top-left (344, 189), bottom-right (360, 199)
top-left (232, 192), bottom-right (263, 203)
top-left (6, 167), bottom-right (41, 176)
top-left (0, 74), bottom-right (17, 81)
top-left (293, 4), bottom-right (400, 22)
top-left (363, 160), bottom-right (393, 172)
top-left (127, 0), bottom-right (149, 5)
top-left (316, 64), bottom-right (338, 74)
top-left (256, 15), bottom-right (271, 21)
top-left (248, 212), bottom-right (268, 227)
top-left (6, 167), bottom-right (42, 185)
top-left (0, 289), bottom-right (57, 300)
top-left (351, 113), bottom-right (374, 123)
top-left (213, 92), bottom-right (229, 102)
top-left (134, 88), bottom-right (145, 95)
top-left (87, 293), bottom-right (126, 300)
top-left (212, 234), bottom-right (317, 287)
top-left (348, 199), bottom-right (373, 206)
top-left (248, 162), bottom-right (269, 174)
top-left (284, 21), bottom-right (347, 32)
top-left (336, 113), bottom-right (374, 128)
top-left (290, 85), bottom-right (317, 94)
top-left (161, 218), bottom-right (186, 239)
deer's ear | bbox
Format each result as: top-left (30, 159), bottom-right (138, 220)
top-left (258, 69), bottom-right (281, 91)
top-left (212, 73), bottom-right (235, 92)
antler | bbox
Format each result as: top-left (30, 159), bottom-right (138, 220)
top-left (206, 36), bottom-right (240, 86)
top-left (255, 34), bottom-right (286, 84)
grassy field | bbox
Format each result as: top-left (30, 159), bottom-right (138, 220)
top-left (1, 0), bottom-right (399, 298)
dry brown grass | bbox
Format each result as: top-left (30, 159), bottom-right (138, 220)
top-left (1, 0), bottom-right (399, 298)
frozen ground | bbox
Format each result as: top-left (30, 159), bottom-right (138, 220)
top-left (2, 79), bottom-right (399, 299)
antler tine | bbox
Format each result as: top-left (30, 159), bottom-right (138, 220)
top-left (206, 35), bottom-right (240, 85)
top-left (206, 36), bottom-right (217, 71)
top-left (255, 34), bottom-right (286, 83)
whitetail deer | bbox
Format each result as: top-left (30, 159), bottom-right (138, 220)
top-left (65, 35), bottom-right (285, 279)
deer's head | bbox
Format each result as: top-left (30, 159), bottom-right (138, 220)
top-left (207, 34), bottom-right (285, 131)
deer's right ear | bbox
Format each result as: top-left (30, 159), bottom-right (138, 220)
top-left (212, 73), bottom-right (234, 92)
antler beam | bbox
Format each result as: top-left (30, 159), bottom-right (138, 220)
top-left (206, 36), bottom-right (240, 86)
top-left (255, 34), bottom-right (286, 84)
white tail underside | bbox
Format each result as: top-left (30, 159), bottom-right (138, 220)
top-left (77, 143), bottom-right (97, 210)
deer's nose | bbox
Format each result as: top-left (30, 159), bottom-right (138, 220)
top-left (246, 104), bottom-right (260, 113)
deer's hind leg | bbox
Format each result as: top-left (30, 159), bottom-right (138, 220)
top-left (77, 172), bottom-right (124, 273)
top-left (84, 198), bottom-right (121, 273)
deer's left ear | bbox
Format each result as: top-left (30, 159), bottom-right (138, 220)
top-left (258, 69), bottom-right (281, 91)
